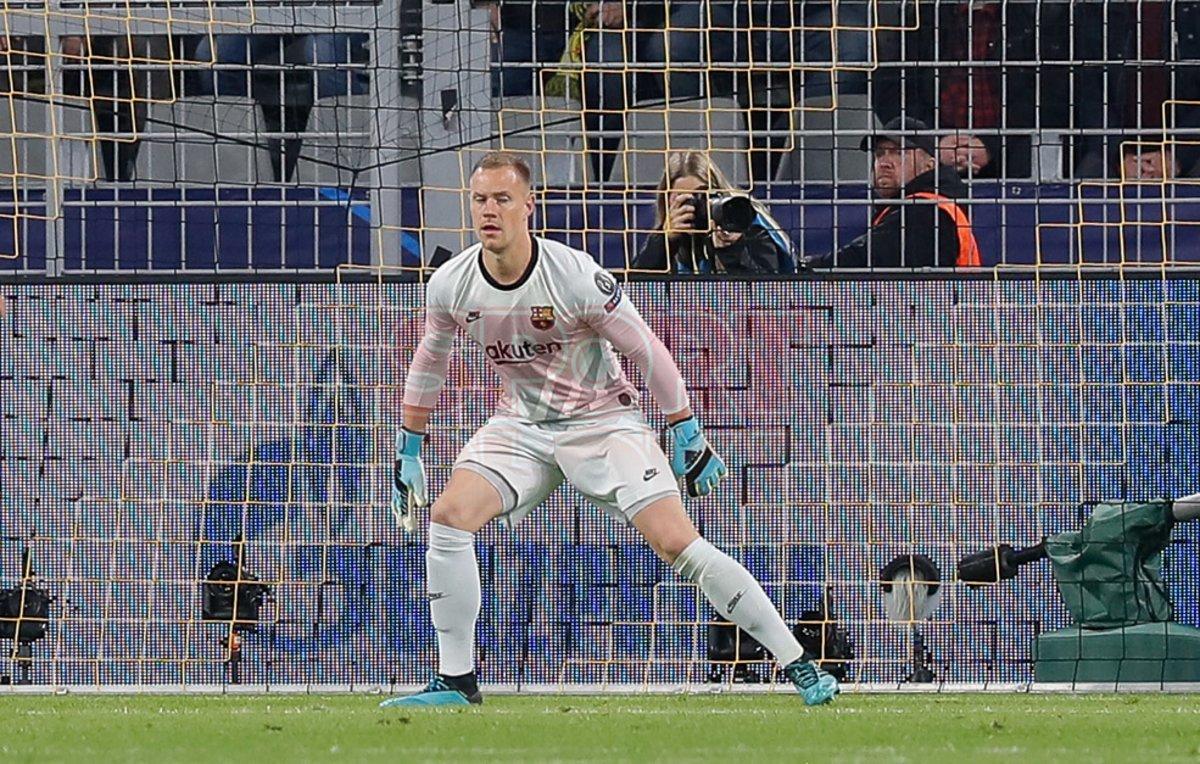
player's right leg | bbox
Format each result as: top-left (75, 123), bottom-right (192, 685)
top-left (380, 469), bottom-right (502, 708)
top-left (381, 417), bottom-right (562, 709)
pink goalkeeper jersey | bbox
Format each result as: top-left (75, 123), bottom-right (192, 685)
top-left (403, 235), bottom-right (690, 422)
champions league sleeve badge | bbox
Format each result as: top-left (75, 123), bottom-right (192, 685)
top-left (594, 271), bottom-right (623, 313)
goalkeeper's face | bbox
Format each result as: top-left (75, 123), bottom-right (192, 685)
top-left (470, 167), bottom-right (535, 254)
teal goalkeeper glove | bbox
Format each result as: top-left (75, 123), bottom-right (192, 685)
top-left (669, 417), bottom-right (728, 498)
top-left (392, 428), bottom-right (428, 532)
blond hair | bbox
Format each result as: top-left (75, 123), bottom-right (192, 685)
top-left (650, 152), bottom-right (787, 244)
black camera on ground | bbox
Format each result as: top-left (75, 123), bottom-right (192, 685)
top-left (706, 616), bottom-right (767, 683)
top-left (0, 545), bottom-right (55, 686)
top-left (793, 607), bottom-right (855, 682)
top-left (692, 193), bottom-right (757, 234)
top-left (706, 596), bottom-right (856, 683)
top-left (0, 583), bottom-right (52, 642)
top-left (202, 559), bottom-right (271, 632)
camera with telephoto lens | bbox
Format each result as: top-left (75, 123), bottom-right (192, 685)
top-left (0, 582), bottom-right (51, 642)
top-left (202, 559), bottom-right (271, 632)
top-left (0, 545), bottom-right (54, 685)
top-left (691, 192), bottom-right (757, 234)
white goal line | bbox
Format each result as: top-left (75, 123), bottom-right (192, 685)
top-left (0, 682), bottom-right (1197, 696)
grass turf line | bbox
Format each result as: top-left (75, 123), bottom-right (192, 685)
top-left (0, 694), bottom-right (1197, 762)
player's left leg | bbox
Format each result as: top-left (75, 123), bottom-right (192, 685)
top-left (631, 497), bottom-right (838, 705)
top-left (555, 411), bottom-right (838, 705)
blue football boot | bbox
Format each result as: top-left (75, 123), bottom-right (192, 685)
top-left (379, 674), bottom-right (483, 708)
top-left (784, 659), bottom-right (839, 706)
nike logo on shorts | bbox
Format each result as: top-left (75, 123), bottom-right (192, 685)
top-left (643, 468), bottom-right (658, 481)
top-left (427, 591), bottom-right (447, 601)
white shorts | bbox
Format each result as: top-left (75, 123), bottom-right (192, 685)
top-left (454, 409), bottom-right (680, 527)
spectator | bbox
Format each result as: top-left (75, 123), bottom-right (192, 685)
top-left (1120, 140), bottom-right (1179, 181)
top-left (190, 34), bottom-right (369, 183)
top-left (499, 1), bottom-right (880, 183)
top-left (646, 0), bottom-right (875, 182)
top-left (61, 35), bottom-right (175, 182)
top-left (928, 1), bottom-right (1009, 178)
top-left (823, 117), bottom-right (981, 269)
top-left (876, 1), bottom-right (1036, 179)
top-left (504, 2), bottom-right (664, 181)
top-left (575, 2), bottom-right (665, 181)
top-left (633, 151), bottom-right (794, 274)
top-left (1035, 3), bottom-right (1181, 178)
top-left (489, 1), bottom-right (569, 97)
top-left (1172, 1), bottom-right (1200, 176)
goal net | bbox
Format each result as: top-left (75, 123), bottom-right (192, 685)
top-left (1, 2), bottom-right (1199, 691)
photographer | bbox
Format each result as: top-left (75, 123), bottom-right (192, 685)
top-left (633, 151), bottom-right (794, 274)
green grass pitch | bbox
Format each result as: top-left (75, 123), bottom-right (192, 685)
top-left (1, 694), bottom-right (1196, 762)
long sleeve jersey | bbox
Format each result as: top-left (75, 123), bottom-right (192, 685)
top-left (403, 235), bottom-right (690, 422)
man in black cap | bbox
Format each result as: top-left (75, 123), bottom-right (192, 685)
top-left (831, 116), bottom-right (981, 268)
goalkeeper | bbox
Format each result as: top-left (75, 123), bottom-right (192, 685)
top-left (381, 151), bottom-right (837, 707)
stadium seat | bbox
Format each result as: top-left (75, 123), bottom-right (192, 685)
top-left (1035, 131), bottom-right (1067, 182)
top-left (127, 101), bottom-right (178, 183)
top-left (297, 96), bottom-right (377, 185)
top-left (0, 95), bottom-right (49, 181)
top-left (494, 94), bottom-right (587, 187)
top-left (129, 100), bottom-right (202, 184)
top-left (621, 98), bottom-right (749, 187)
top-left (137, 97), bottom-right (261, 184)
top-left (144, 96), bottom-right (383, 186)
top-left (774, 94), bottom-right (881, 183)
top-left (55, 96), bottom-right (99, 183)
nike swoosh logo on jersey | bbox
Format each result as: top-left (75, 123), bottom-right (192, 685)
top-left (465, 310), bottom-right (482, 323)
top-left (727, 590), bottom-right (745, 614)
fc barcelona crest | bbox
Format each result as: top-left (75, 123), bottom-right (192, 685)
top-left (530, 305), bottom-right (556, 330)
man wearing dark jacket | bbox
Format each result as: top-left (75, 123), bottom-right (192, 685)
top-left (832, 117), bottom-right (981, 269)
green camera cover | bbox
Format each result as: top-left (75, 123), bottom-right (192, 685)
top-left (1046, 500), bottom-right (1175, 629)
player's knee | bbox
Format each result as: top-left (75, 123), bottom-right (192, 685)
top-left (658, 534), bottom-right (696, 564)
top-left (643, 528), bottom-right (698, 565)
top-left (429, 497), bottom-right (477, 531)
top-left (633, 497), bottom-right (701, 564)
top-left (428, 469), bottom-right (506, 532)
top-left (430, 491), bottom-right (502, 532)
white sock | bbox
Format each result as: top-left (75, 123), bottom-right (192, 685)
top-left (426, 522), bottom-right (481, 676)
top-left (673, 537), bottom-right (805, 667)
